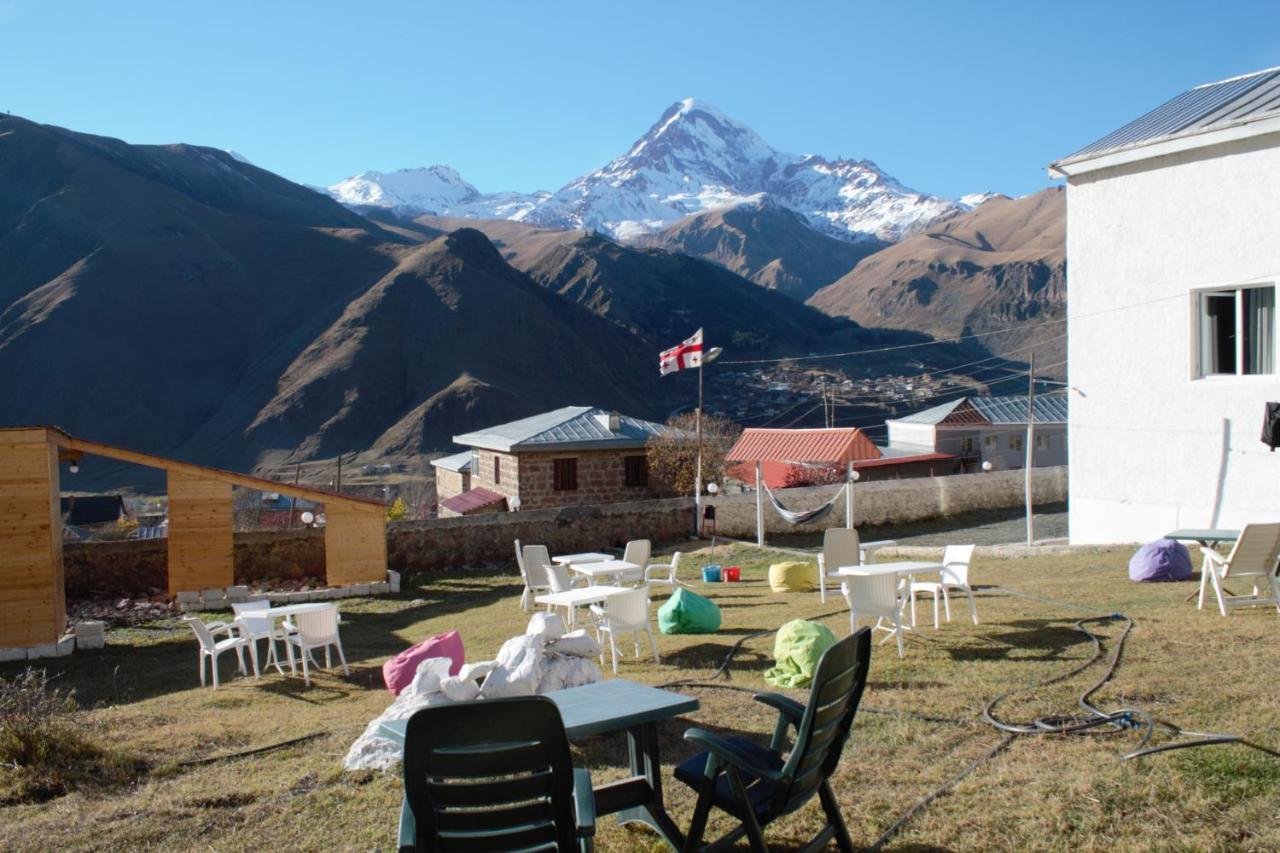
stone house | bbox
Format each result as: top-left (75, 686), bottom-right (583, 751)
top-left (429, 451), bottom-right (472, 500)
top-left (1049, 66), bottom-right (1280, 543)
top-left (436, 406), bottom-right (676, 517)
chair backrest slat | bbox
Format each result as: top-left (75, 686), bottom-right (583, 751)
top-left (606, 587), bottom-right (650, 626)
top-left (184, 617), bottom-right (217, 650)
top-left (404, 696), bottom-right (579, 852)
top-left (1225, 523), bottom-right (1280, 576)
top-left (295, 607), bottom-right (338, 640)
top-left (773, 628), bottom-right (871, 817)
top-left (522, 545), bottom-right (553, 589)
top-left (941, 544), bottom-right (976, 585)
top-left (844, 574), bottom-right (899, 617)
top-left (623, 539), bottom-right (651, 567)
top-left (823, 528), bottom-right (861, 572)
top-left (514, 539), bottom-right (526, 576)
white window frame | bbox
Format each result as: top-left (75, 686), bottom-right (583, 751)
top-left (983, 435), bottom-right (997, 448)
top-left (1035, 434), bottom-right (1049, 450)
top-left (1193, 283), bottom-right (1276, 379)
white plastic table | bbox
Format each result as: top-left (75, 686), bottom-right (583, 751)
top-left (535, 584), bottom-right (630, 626)
top-left (552, 551), bottom-right (613, 565)
top-left (235, 602), bottom-right (337, 675)
top-left (835, 561), bottom-right (944, 638)
top-left (570, 558), bottom-right (643, 585)
top-left (817, 539), bottom-right (898, 601)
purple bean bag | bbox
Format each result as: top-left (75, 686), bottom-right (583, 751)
top-left (1128, 538), bottom-right (1192, 582)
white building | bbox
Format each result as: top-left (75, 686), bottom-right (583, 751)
top-left (1050, 67), bottom-right (1280, 544)
top-left (885, 396), bottom-right (1068, 474)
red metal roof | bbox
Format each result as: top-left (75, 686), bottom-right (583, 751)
top-left (725, 428), bottom-right (882, 464)
top-left (853, 451), bottom-right (956, 469)
top-left (440, 487), bottom-right (507, 515)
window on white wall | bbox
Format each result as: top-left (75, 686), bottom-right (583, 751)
top-left (1198, 285), bottom-right (1275, 376)
top-left (1010, 435), bottom-right (1024, 451)
top-left (959, 437), bottom-right (976, 454)
top-left (1035, 434), bottom-right (1049, 449)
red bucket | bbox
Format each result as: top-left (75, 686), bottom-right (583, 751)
top-left (723, 566), bottom-right (741, 582)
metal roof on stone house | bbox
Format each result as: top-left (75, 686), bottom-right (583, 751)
top-left (452, 406), bottom-right (679, 453)
top-left (439, 487), bottom-right (507, 515)
top-left (430, 451), bottom-right (473, 473)
top-left (1053, 66), bottom-right (1280, 168)
top-left (892, 395), bottom-right (1068, 427)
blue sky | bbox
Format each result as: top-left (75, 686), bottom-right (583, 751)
top-left (3, 1), bottom-right (1278, 199)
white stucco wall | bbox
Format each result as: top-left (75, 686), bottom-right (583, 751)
top-left (1065, 133), bottom-right (1280, 543)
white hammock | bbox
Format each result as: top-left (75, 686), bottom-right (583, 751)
top-left (762, 483), bottom-right (844, 525)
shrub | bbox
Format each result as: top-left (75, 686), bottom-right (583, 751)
top-left (0, 668), bottom-right (140, 804)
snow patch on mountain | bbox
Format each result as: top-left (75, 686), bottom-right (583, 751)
top-left (325, 100), bottom-right (991, 243)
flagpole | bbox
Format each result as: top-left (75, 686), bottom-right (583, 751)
top-left (695, 358), bottom-right (703, 537)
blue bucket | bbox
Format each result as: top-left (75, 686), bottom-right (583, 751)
top-left (702, 565), bottom-right (722, 583)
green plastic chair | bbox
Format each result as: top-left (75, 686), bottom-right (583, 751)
top-left (674, 627), bottom-right (872, 852)
top-left (400, 696), bottom-right (596, 852)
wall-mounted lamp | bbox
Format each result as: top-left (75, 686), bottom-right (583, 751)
top-left (300, 511), bottom-right (315, 526)
top-left (706, 482), bottom-right (719, 495)
top-left (68, 462), bottom-right (80, 474)
top-left (850, 469), bottom-right (861, 482)
top-left (981, 460), bottom-right (994, 472)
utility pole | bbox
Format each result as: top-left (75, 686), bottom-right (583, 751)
top-left (1025, 352), bottom-right (1036, 546)
top-left (693, 345), bottom-right (723, 537)
top-left (289, 462), bottom-right (301, 528)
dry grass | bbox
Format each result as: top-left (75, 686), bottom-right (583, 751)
top-left (1, 543), bottom-right (1278, 851)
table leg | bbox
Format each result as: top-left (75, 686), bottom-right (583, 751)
top-left (613, 722), bottom-right (686, 850)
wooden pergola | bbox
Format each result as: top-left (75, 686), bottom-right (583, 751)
top-left (725, 427), bottom-right (882, 546)
top-left (0, 426), bottom-right (387, 650)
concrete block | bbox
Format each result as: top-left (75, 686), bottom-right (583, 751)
top-left (201, 588), bottom-right (227, 605)
top-left (268, 592), bottom-right (290, 604)
top-left (225, 585), bottom-right (250, 603)
top-left (369, 581), bottom-right (390, 595)
top-left (54, 635), bottom-right (75, 657)
top-left (314, 588), bottom-right (337, 600)
top-left (26, 642), bottom-right (60, 660)
top-left (387, 570), bottom-right (401, 593)
top-left (176, 591), bottom-right (202, 605)
top-left (247, 593), bottom-right (270, 603)
top-left (287, 591), bottom-right (311, 603)
top-left (179, 600), bottom-right (205, 612)
top-left (352, 583), bottom-right (371, 596)
top-left (0, 646), bottom-right (27, 662)
top-left (74, 621), bottom-right (106, 639)
top-left (76, 634), bottom-right (105, 651)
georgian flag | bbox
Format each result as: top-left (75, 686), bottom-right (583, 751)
top-left (659, 328), bottom-right (704, 376)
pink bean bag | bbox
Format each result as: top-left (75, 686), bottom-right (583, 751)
top-left (382, 630), bottom-right (464, 695)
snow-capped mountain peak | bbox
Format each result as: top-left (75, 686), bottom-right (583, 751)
top-left (324, 100), bottom-right (989, 243)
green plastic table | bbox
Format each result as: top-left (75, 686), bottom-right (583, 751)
top-left (1164, 528), bottom-right (1240, 547)
top-left (380, 679), bottom-right (700, 850)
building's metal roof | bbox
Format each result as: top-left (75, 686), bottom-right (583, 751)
top-left (892, 395), bottom-right (1068, 426)
top-left (726, 428), bottom-right (882, 464)
top-left (453, 406), bottom-right (678, 453)
top-left (1059, 66), bottom-right (1280, 165)
top-left (430, 451), bottom-right (473, 473)
top-left (439, 487), bottom-right (507, 515)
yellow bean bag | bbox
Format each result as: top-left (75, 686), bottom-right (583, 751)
top-left (768, 561), bottom-right (818, 593)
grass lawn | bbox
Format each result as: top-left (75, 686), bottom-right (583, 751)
top-left (2, 542), bottom-right (1279, 851)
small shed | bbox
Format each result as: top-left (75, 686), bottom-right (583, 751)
top-left (1, 426), bottom-right (388, 651)
top-left (725, 427), bottom-right (881, 546)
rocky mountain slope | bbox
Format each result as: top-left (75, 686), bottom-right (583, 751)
top-left (808, 188), bottom-right (1066, 370)
top-left (327, 98), bottom-right (986, 243)
top-left (0, 116), bottom-right (674, 468)
top-left (632, 199), bottom-right (883, 300)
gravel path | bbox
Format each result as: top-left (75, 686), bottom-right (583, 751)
top-left (762, 502), bottom-right (1069, 550)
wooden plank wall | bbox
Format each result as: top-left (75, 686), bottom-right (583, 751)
top-left (167, 469), bottom-right (234, 594)
top-left (0, 429), bottom-right (65, 647)
top-left (325, 502), bottom-right (387, 585)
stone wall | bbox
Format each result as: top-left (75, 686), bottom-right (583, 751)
top-left (64, 529), bottom-right (326, 598)
top-left (388, 497), bottom-right (694, 571)
top-left (710, 466), bottom-right (1068, 537)
top-left (434, 468), bottom-right (468, 503)
top-left (57, 468), bottom-right (1066, 594)
top-left (466, 448), bottom-right (655, 511)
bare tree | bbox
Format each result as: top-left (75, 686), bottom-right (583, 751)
top-left (646, 413), bottom-right (741, 498)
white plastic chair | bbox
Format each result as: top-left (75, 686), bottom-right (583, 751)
top-left (232, 600), bottom-right (295, 675)
top-left (515, 538), bottom-right (535, 611)
top-left (818, 528), bottom-right (861, 603)
top-left (619, 539), bottom-right (651, 584)
top-left (645, 551), bottom-right (683, 588)
top-left (184, 616), bottom-right (257, 688)
top-left (1198, 522), bottom-right (1280, 617)
top-left (908, 545), bottom-right (979, 628)
top-left (589, 586), bottom-right (659, 673)
top-left (525, 544), bottom-right (586, 599)
top-left (841, 574), bottom-right (907, 658)
top-left (284, 606), bottom-right (349, 686)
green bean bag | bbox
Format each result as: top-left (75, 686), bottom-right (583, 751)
top-left (658, 588), bottom-right (722, 635)
top-left (764, 619), bottom-right (838, 688)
